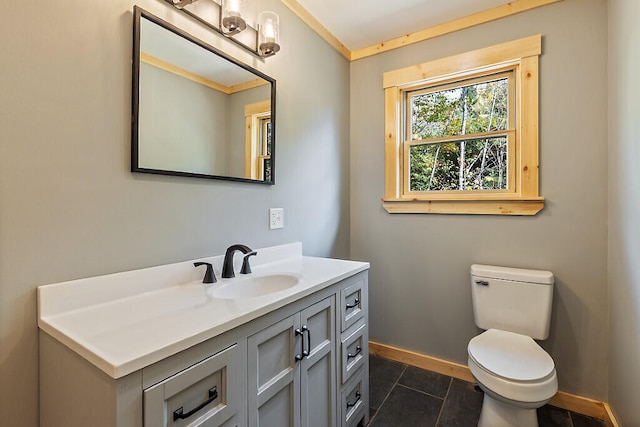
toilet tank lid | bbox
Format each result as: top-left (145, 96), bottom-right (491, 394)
top-left (471, 264), bottom-right (554, 285)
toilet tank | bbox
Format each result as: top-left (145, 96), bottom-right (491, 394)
top-left (471, 264), bottom-right (554, 340)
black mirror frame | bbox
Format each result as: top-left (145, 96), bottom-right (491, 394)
top-left (131, 6), bottom-right (276, 185)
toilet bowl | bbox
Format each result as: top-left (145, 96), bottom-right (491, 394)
top-left (468, 329), bottom-right (557, 427)
top-left (468, 265), bottom-right (557, 427)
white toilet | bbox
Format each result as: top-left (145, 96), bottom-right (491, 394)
top-left (468, 264), bottom-right (558, 427)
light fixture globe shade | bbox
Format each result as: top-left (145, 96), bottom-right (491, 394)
top-left (221, 0), bottom-right (247, 34)
top-left (258, 11), bottom-right (280, 57)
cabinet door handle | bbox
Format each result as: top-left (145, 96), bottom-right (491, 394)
top-left (346, 391), bottom-right (361, 408)
top-left (347, 345), bottom-right (362, 360)
top-left (302, 325), bottom-right (310, 357)
top-left (345, 298), bottom-right (359, 310)
top-left (295, 328), bottom-right (304, 361)
top-left (173, 386), bottom-right (218, 421)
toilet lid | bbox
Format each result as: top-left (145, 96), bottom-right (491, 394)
top-left (468, 329), bottom-right (555, 381)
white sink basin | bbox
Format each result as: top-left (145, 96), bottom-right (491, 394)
top-left (212, 274), bottom-right (300, 299)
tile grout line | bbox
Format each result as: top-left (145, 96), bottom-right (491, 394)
top-left (394, 383), bottom-right (448, 401)
top-left (433, 377), bottom-right (453, 426)
top-left (368, 364), bottom-right (408, 426)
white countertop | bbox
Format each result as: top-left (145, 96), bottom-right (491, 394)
top-left (37, 243), bottom-right (369, 379)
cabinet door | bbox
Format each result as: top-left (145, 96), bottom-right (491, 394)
top-left (247, 315), bottom-right (301, 427)
top-left (299, 297), bottom-right (336, 427)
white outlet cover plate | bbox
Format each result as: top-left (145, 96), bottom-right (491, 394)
top-left (269, 208), bottom-right (284, 229)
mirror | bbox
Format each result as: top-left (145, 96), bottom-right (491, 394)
top-left (132, 6), bottom-right (276, 184)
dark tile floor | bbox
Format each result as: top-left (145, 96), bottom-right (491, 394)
top-left (368, 355), bottom-right (605, 427)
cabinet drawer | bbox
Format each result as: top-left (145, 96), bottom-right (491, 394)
top-left (340, 279), bottom-right (365, 332)
top-left (144, 344), bottom-right (239, 427)
top-left (341, 371), bottom-right (365, 427)
top-left (340, 321), bottom-right (366, 384)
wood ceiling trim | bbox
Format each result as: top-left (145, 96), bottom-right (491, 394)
top-left (280, 0), bottom-right (351, 60)
top-left (280, 0), bottom-right (563, 62)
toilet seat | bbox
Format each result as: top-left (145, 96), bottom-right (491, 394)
top-left (468, 329), bottom-right (557, 403)
top-left (469, 329), bottom-right (554, 380)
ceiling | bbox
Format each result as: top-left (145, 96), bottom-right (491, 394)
top-left (294, 0), bottom-right (514, 52)
top-left (141, 16), bottom-right (260, 87)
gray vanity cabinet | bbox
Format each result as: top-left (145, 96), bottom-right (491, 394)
top-left (39, 271), bottom-right (368, 427)
top-left (247, 296), bottom-right (336, 427)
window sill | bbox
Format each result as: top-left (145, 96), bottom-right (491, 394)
top-left (382, 198), bottom-right (544, 215)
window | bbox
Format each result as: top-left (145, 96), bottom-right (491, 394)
top-left (383, 35), bottom-right (544, 215)
top-left (257, 116), bottom-right (272, 181)
top-left (245, 100), bottom-right (272, 181)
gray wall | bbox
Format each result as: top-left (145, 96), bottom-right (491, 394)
top-left (0, 1), bottom-right (350, 426)
top-left (350, 0), bottom-right (609, 400)
top-left (608, 0), bottom-right (640, 424)
top-left (139, 62), bottom-right (229, 175)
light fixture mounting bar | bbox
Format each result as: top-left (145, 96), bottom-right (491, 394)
top-left (164, 0), bottom-right (263, 59)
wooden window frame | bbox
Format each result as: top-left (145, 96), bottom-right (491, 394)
top-left (244, 100), bottom-right (271, 180)
top-left (383, 35), bottom-right (544, 215)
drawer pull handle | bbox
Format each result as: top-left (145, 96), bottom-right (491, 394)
top-left (346, 391), bottom-right (361, 408)
top-left (347, 345), bottom-right (362, 360)
top-left (345, 298), bottom-right (359, 310)
top-left (173, 386), bottom-right (218, 421)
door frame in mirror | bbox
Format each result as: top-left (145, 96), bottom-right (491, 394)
top-left (131, 6), bottom-right (276, 185)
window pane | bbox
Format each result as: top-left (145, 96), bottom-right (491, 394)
top-left (265, 120), bottom-right (272, 155)
top-left (260, 119), bottom-right (272, 156)
top-left (409, 136), bottom-right (508, 191)
top-left (263, 158), bottom-right (272, 181)
top-left (410, 78), bottom-right (509, 140)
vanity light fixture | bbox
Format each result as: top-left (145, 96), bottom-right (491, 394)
top-left (164, 0), bottom-right (281, 58)
top-left (220, 0), bottom-right (247, 36)
top-left (258, 11), bottom-right (280, 57)
top-left (171, 0), bottom-right (196, 8)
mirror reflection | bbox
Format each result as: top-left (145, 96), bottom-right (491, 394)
top-left (132, 7), bottom-right (276, 184)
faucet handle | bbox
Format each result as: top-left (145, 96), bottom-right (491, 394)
top-left (194, 262), bottom-right (217, 284)
top-left (240, 251), bottom-right (257, 274)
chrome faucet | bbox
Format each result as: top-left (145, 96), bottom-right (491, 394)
top-left (222, 244), bottom-right (257, 278)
